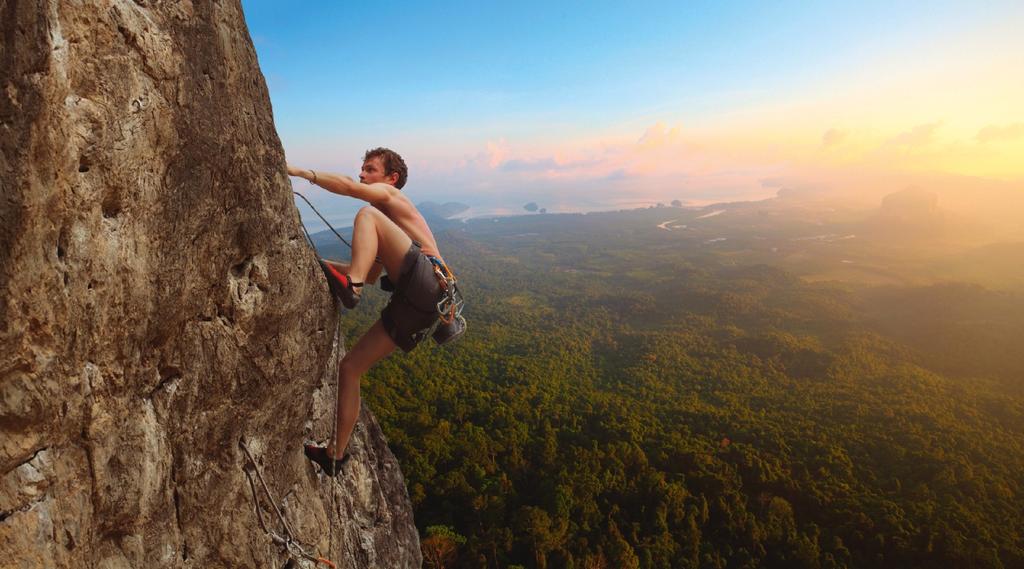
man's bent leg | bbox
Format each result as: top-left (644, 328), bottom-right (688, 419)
top-left (349, 206), bottom-right (413, 283)
top-left (329, 319), bottom-right (396, 459)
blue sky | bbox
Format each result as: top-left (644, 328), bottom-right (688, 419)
top-left (241, 1), bottom-right (1024, 226)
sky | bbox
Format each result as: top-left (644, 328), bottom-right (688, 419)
top-left (240, 1), bottom-right (1024, 226)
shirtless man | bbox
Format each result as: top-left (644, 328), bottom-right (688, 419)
top-left (288, 147), bottom-right (448, 475)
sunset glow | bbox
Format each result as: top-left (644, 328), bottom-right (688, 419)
top-left (242, 1), bottom-right (1024, 218)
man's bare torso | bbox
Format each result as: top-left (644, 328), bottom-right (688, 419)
top-left (376, 189), bottom-right (442, 260)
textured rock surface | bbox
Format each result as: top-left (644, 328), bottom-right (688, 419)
top-left (0, 1), bottom-right (420, 567)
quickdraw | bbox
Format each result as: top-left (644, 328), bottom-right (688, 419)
top-left (429, 256), bottom-right (464, 324)
top-left (427, 256), bottom-right (466, 345)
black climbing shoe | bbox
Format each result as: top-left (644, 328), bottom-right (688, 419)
top-left (304, 444), bottom-right (350, 477)
top-left (318, 260), bottom-right (363, 309)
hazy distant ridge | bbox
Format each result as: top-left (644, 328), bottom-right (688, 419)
top-left (418, 200), bottom-right (470, 220)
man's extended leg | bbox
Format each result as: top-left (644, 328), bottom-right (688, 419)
top-left (327, 319), bottom-right (396, 459)
top-left (348, 206), bottom-right (413, 283)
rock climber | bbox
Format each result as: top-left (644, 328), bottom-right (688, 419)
top-left (288, 147), bottom-right (452, 476)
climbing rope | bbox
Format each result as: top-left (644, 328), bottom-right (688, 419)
top-left (239, 438), bottom-right (337, 569)
top-left (293, 191), bottom-right (353, 251)
top-left (327, 316), bottom-right (344, 558)
top-left (293, 191), bottom-right (348, 539)
top-left (282, 195), bottom-right (372, 566)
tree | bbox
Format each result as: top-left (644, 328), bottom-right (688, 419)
top-left (582, 552), bottom-right (608, 569)
top-left (516, 506), bottom-right (567, 569)
top-left (422, 525), bottom-right (467, 569)
top-left (604, 520), bottom-right (640, 569)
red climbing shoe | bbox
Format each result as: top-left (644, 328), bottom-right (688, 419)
top-left (303, 444), bottom-right (350, 477)
top-left (318, 260), bottom-right (363, 309)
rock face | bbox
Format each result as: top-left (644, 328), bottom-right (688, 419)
top-left (0, 2), bottom-right (420, 567)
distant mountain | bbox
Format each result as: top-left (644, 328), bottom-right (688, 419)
top-left (418, 201), bottom-right (470, 220)
top-left (879, 187), bottom-right (939, 218)
top-left (863, 187), bottom-right (953, 241)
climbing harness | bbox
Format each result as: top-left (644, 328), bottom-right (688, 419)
top-left (239, 438), bottom-right (337, 568)
top-left (292, 191), bottom-right (467, 345)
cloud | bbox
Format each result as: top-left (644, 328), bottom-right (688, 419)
top-left (604, 168), bottom-right (635, 181)
top-left (976, 122), bottom-right (1024, 143)
top-left (500, 157), bottom-right (559, 172)
top-left (432, 116), bottom-right (1024, 213)
top-left (886, 121), bottom-right (943, 147)
top-left (466, 122), bottom-right (694, 183)
top-left (485, 139), bottom-right (510, 168)
top-left (448, 121), bottom-right (785, 201)
top-left (637, 122), bottom-right (682, 148)
top-left (821, 128), bottom-right (847, 148)
top-left (499, 156), bottom-right (605, 173)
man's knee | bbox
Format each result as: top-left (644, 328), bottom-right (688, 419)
top-left (339, 350), bottom-right (376, 379)
top-left (339, 352), bottom-right (359, 377)
top-left (355, 206), bottom-right (380, 223)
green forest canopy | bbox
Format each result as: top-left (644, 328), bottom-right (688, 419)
top-left (331, 206), bottom-right (1024, 569)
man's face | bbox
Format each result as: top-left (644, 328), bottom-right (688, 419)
top-left (359, 157), bottom-right (395, 185)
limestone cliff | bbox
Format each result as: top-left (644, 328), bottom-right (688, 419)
top-left (0, 1), bottom-right (420, 567)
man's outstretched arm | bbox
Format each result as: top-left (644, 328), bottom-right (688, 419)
top-left (287, 165), bottom-right (393, 205)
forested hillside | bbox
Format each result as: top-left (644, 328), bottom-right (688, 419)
top-left (330, 206), bottom-right (1024, 568)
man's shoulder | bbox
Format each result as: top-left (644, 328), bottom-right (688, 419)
top-left (377, 190), bottom-right (421, 221)
top-left (388, 189), bottom-right (418, 210)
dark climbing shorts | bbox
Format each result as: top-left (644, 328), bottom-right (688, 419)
top-left (381, 243), bottom-right (444, 352)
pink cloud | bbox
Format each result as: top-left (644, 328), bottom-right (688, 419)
top-left (441, 122), bottom-right (787, 204)
top-left (434, 119), bottom-right (1023, 210)
top-left (485, 139), bottom-right (509, 168)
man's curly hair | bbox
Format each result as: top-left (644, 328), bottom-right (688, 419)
top-left (363, 147), bottom-right (408, 189)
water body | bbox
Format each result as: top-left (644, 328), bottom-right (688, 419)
top-left (295, 190), bottom-right (771, 233)
top-left (696, 209), bottom-right (726, 219)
